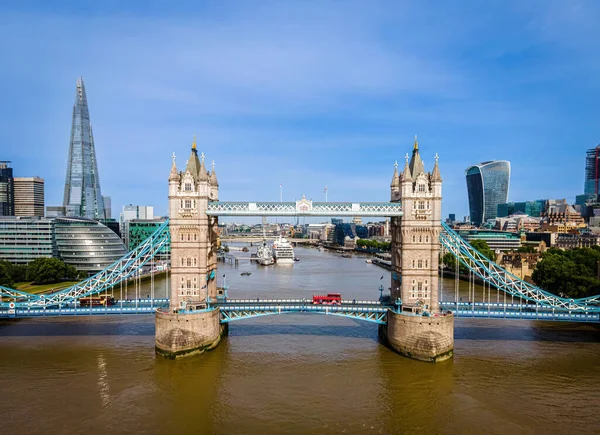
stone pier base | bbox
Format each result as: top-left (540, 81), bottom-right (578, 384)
top-left (155, 308), bottom-right (228, 359)
top-left (379, 310), bottom-right (454, 363)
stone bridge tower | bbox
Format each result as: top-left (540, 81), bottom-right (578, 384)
top-left (155, 136), bottom-right (227, 358)
top-left (382, 136), bottom-right (454, 363)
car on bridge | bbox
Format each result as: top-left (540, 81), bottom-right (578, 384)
top-left (312, 293), bottom-right (342, 305)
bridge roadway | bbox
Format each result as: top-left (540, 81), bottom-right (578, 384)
top-left (0, 298), bottom-right (598, 323)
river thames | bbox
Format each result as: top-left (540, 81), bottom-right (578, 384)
top-left (1, 245), bottom-right (599, 434)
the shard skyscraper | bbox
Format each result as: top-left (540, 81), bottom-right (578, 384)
top-left (62, 77), bottom-right (106, 219)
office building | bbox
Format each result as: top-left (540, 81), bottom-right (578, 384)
top-left (0, 216), bottom-right (126, 272)
top-left (13, 177), bottom-right (44, 217)
top-left (0, 161), bottom-right (14, 216)
top-left (466, 160), bottom-right (511, 226)
top-left (125, 218), bottom-right (168, 253)
top-left (53, 217), bottom-right (126, 272)
top-left (456, 229), bottom-right (521, 252)
top-left (584, 145), bottom-right (600, 196)
top-left (45, 206), bottom-right (66, 218)
top-left (121, 205), bottom-right (154, 222)
top-left (497, 200), bottom-right (545, 218)
top-left (62, 77), bottom-right (106, 219)
top-left (103, 196), bottom-right (112, 220)
top-left (0, 217), bottom-right (55, 264)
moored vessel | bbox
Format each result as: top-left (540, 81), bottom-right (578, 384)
top-left (272, 236), bottom-right (295, 264)
top-left (256, 242), bottom-right (275, 266)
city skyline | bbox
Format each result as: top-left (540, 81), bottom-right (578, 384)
top-left (1, 1), bottom-right (599, 218)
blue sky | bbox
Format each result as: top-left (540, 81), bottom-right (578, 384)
top-left (1, 0), bottom-right (599, 221)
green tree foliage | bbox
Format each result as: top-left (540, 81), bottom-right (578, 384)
top-left (469, 240), bottom-right (495, 261)
top-left (440, 240), bottom-right (495, 275)
top-left (26, 258), bottom-right (80, 285)
top-left (0, 261), bottom-right (14, 287)
top-left (532, 247), bottom-right (600, 299)
top-left (517, 245), bottom-right (536, 253)
top-left (356, 239), bottom-right (391, 251)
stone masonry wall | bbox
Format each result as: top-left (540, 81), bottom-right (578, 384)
top-left (382, 310), bottom-right (454, 362)
top-left (155, 308), bottom-right (227, 359)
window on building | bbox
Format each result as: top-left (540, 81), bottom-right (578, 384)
top-left (187, 280), bottom-right (191, 289)
top-left (419, 235), bottom-right (422, 243)
top-left (418, 183), bottom-right (426, 192)
top-left (184, 183), bottom-right (192, 192)
top-left (418, 259), bottom-right (423, 268)
top-left (412, 259), bottom-right (415, 268)
top-left (412, 235), bottom-right (416, 243)
top-left (187, 258), bottom-right (192, 267)
top-left (426, 201), bottom-right (430, 209)
top-left (185, 199), bottom-right (192, 209)
top-left (418, 201), bottom-right (425, 210)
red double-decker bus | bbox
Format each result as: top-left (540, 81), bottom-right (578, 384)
top-left (312, 293), bottom-right (342, 305)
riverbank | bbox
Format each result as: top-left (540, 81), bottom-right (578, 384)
top-left (15, 281), bottom-right (80, 294)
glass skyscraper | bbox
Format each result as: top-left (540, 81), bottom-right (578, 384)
top-left (584, 145), bottom-right (600, 196)
top-left (62, 77), bottom-right (105, 220)
top-left (466, 161), bottom-right (511, 227)
top-left (0, 161), bottom-right (14, 216)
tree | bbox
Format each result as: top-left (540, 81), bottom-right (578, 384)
top-left (469, 240), bottom-right (495, 261)
top-left (26, 258), bottom-right (79, 285)
top-left (0, 262), bottom-right (13, 288)
top-left (532, 248), bottom-right (600, 299)
top-left (517, 245), bottom-right (535, 253)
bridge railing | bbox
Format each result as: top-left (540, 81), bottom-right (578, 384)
top-left (440, 222), bottom-right (600, 312)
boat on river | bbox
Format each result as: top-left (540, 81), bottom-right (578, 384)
top-left (272, 236), bottom-right (295, 265)
top-left (256, 242), bottom-right (275, 266)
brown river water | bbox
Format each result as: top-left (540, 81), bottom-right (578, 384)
top-left (1, 245), bottom-right (599, 435)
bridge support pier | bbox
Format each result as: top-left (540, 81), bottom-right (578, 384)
top-left (155, 308), bottom-right (228, 359)
top-left (379, 310), bottom-right (454, 363)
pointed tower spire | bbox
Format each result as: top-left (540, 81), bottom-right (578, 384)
top-left (198, 151), bottom-right (208, 181)
top-left (391, 160), bottom-right (400, 187)
top-left (210, 160), bottom-right (219, 186)
top-left (402, 153), bottom-right (412, 181)
top-left (169, 152), bottom-right (179, 180)
top-left (431, 153), bottom-right (442, 182)
top-left (409, 135), bottom-right (425, 179)
top-left (185, 135), bottom-right (201, 179)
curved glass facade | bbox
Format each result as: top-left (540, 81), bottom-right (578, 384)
top-left (466, 161), bottom-right (510, 226)
top-left (54, 217), bottom-right (126, 272)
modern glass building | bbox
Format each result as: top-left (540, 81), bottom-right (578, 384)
top-left (584, 145), bottom-right (600, 195)
top-left (466, 161), bottom-right (511, 226)
top-left (0, 161), bottom-right (14, 216)
top-left (0, 217), bottom-right (55, 264)
top-left (54, 217), bottom-right (126, 273)
top-left (62, 77), bottom-right (106, 220)
top-left (125, 219), bottom-right (169, 257)
top-left (497, 200), bottom-right (546, 218)
top-left (0, 216), bottom-right (126, 272)
top-left (456, 229), bottom-right (521, 252)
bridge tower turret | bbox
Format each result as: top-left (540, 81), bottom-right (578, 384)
top-left (155, 136), bottom-right (226, 359)
top-left (383, 136), bottom-right (453, 363)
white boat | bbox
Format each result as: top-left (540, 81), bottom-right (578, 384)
top-left (256, 242), bottom-right (275, 266)
top-left (272, 236), bottom-right (295, 265)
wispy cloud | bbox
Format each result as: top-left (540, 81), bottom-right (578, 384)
top-left (0, 0), bottom-right (598, 219)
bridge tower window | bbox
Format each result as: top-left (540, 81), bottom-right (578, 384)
top-left (187, 258), bottom-right (192, 267)
top-left (412, 235), bottom-right (416, 243)
top-left (418, 259), bottom-right (423, 268)
top-left (418, 201), bottom-right (425, 210)
top-left (418, 183), bottom-right (426, 193)
top-left (184, 183), bottom-right (192, 192)
top-left (185, 199), bottom-right (192, 209)
top-left (419, 235), bottom-right (422, 243)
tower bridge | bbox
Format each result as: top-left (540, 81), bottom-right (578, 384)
top-left (1, 136), bottom-right (600, 362)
